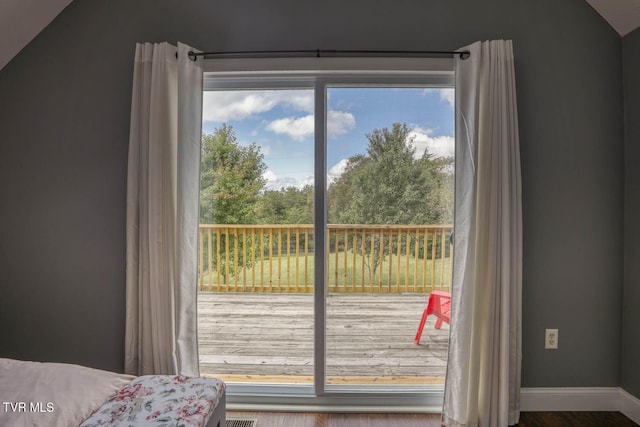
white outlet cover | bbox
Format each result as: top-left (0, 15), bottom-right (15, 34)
top-left (545, 328), bottom-right (558, 349)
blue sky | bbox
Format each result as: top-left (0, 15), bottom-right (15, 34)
top-left (202, 87), bottom-right (454, 190)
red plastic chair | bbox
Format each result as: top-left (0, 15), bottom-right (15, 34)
top-left (414, 290), bottom-right (451, 344)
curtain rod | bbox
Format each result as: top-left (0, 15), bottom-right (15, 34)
top-left (187, 49), bottom-right (470, 61)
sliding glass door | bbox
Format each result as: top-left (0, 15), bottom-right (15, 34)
top-left (197, 65), bottom-right (454, 404)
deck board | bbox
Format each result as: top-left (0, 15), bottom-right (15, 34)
top-left (198, 292), bottom-right (449, 384)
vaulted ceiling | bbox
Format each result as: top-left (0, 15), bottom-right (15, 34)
top-left (585, 0), bottom-right (640, 36)
top-left (1, 0), bottom-right (640, 72)
top-left (0, 0), bottom-right (73, 71)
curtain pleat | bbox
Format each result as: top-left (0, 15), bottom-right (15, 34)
top-left (443, 40), bottom-right (522, 427)
top-left (125, 42), bottom-right (203, 377)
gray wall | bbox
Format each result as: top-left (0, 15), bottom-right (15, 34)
top-left (622, 27), bottom-right (640, 398)
top-left (0, 0), bottom-right (625, 386)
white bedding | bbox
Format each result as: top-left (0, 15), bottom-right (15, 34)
top-left (0, 358), bottom-right (135, 427)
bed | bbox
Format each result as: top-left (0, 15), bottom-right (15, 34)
top-left (0, 358), bottom-right (226, 427)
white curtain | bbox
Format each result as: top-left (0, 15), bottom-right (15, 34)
top-left (125, 42), bottom-right (203, 377)
top-left (443, 40), bottom-right (522, 427)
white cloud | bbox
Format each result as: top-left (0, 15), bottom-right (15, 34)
top-left (202, 90), bottom-right (313, 122)
top-left (283, 92), bottom-right (314, 113)
top-left (263, 170), bottom-right (278, 184)
top-left (203, 92), bottom-right (274, 122)
top-left (265, 110), bottom-right (356, 141)
top-left (267, 177), bottom-right (304, 190)
top-left (327, 111), bottom-right (356, 137)
top-left (423, 88), bottom-right (455, 108)
top-left (300, 176), bottom-right (314, 187)
top-left (262, 169), bottom-right (313, 190)
top-left (409, 127), bottom-right (455, 158)
top-left (328, 158), bottom-right (349, 183)
top-left (439, 88), bottom-right (455, 108)
top-left (266, 115), bottom-right (314, 141)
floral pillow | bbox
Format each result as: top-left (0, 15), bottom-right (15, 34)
top-left (80, 375), bottom-right (225, 427)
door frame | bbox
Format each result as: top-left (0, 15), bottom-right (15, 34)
top-left (202, 58), bottom-right (454, 410)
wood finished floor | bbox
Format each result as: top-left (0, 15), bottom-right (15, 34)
top-left (227, 411), bottom-right (639, 426)
top-left (198, 292), bottom-right (449, 384)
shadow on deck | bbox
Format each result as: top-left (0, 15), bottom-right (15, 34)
top-left (198, 292), bottom-right (449, 386)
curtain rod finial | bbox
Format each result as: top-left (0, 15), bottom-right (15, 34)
top-left (459, 51), bottom-right (471, 60)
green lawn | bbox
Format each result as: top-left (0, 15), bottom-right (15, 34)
top-left (199, 250), bottom-right (451, 293)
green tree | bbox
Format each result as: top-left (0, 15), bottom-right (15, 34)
top-left (200, 124), bottom-right (267, 225)
top-left (428, 156), bottom-right (455, 224)
top-left (328, 122), bottom-right (452, 276)
top-left (199, 124), bottom-right (267, 282)
top-left (255, 185), bottom-right (314, 256)
top-left (256, 185), bottom-right (313, 224)
top-left (327, 154), bottom-right (368, 224)
top-left (344, 123), bottom-right (446, 224)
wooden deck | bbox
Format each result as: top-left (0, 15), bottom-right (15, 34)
top-left (198, 292), bottom-right (449, 385)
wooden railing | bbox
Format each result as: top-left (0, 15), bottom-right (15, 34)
top-left (198, 224), bottom-right (453, 293)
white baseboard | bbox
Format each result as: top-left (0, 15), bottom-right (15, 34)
top-left (521, 387), bottom-right (640, 424)
top-left (520, 387), bottom-right (620, 412)
top-left (619, 389), bottom-right (640, 424)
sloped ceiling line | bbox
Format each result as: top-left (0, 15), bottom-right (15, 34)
top-left (585, 0), bottom-right (640, 37)
top-left (0, 0), bottom-right (74, 71)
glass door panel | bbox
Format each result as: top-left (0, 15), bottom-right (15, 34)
top-left (325, 87), bottom-right (454, 388)
top-left (198, 88), bottom-right (315, 385)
